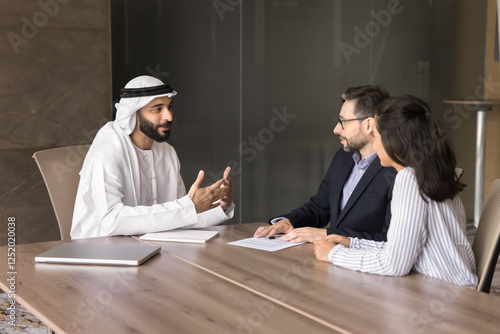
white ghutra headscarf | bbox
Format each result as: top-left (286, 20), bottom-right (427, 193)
top-left (114, 75), bottom-right (177, 135)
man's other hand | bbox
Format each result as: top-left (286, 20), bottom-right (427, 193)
top-left (280, 227), bottom-right (326, 243)
top-left (219, 167), bottom-right (233, 211)
top-left (254, 219), bottom-right (294, 238)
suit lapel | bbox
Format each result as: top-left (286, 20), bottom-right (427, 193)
top-left (335, 156), bottom-right (383, 226)
top-left (331, 152), bottom-right (355, 218)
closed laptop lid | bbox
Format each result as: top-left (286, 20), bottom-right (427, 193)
top-left (35, 243), bottom-right (161, 266)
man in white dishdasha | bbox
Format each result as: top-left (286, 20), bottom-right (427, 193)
top-left (71, 75), bottom-right (234, 239)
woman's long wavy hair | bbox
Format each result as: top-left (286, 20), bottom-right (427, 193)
top-left (375, 95), bottom-right (465, 202)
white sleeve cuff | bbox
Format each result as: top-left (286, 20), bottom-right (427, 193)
top-left (270, 217), bottom-right (287, 225)
top-left (186, 201), bottom-right (235, 228)
top-left (328, 244), bottom-right (347, 263)
top-left (223, 201), bottom-right (235, 218)
top-left (349, 237), bottom-right (359, 249)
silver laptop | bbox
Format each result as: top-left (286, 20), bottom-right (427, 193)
top-left (35, 243), bottom-right (161, 266)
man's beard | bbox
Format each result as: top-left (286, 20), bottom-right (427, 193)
top-left (138, 110), bottom-right (171, 143)
top-left (340, 132), bottom-right (368, 152)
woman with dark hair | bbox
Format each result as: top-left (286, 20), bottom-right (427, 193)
top-left (314, 95), bottom-right (477, 287)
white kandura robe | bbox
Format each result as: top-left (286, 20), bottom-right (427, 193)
top-left (70, 121), bottom-right (234, 239)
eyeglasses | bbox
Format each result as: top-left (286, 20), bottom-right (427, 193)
top-left (337, 117), bottom-right (369, 130)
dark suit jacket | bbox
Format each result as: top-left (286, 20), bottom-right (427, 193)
top-left (274, 149), bottom-right (396, 241)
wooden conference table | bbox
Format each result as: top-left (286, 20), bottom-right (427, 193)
top-left (1, 223), bottom-right (500, 333)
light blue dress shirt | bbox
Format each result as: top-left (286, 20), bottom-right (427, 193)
top-left (340, 151), bottom-right (378, 210)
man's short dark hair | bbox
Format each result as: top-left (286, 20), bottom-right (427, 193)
top-left (341, 85), bottom-right (390, 118)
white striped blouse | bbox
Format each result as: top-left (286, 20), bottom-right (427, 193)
top-left (328, 167), bottom-right (478, 287)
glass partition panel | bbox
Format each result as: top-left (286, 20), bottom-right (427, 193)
top-left (111, 0), bottom-right (475, 224)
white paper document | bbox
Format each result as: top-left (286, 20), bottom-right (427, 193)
top-left (227, 234), bottom-right (306, 252)
top-left (139, 230), bottom-right (219, 244)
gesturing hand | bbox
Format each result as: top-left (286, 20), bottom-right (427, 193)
top-left (187, 170), bottom-right (227, 213)
top-left (219, 167), bottom-right (233, 211)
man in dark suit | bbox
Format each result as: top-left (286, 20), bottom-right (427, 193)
top-left (254, 85), bottom-right (396, 242)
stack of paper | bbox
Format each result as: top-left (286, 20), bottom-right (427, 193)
top-left (227, 234), bottom-right (306, 252)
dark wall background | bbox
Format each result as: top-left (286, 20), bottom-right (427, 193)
top-left (0, 0), bottom-right (487, 245)
top-left (109, 0), bottom-right (485, 225)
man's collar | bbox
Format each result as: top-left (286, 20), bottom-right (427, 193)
top-left (352, 151), bottom-right (377, 165)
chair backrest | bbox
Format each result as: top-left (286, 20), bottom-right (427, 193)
top-left (33, 145), bottom-right (90, 240)
top-left (472, 179), bottom-right (500, 293)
